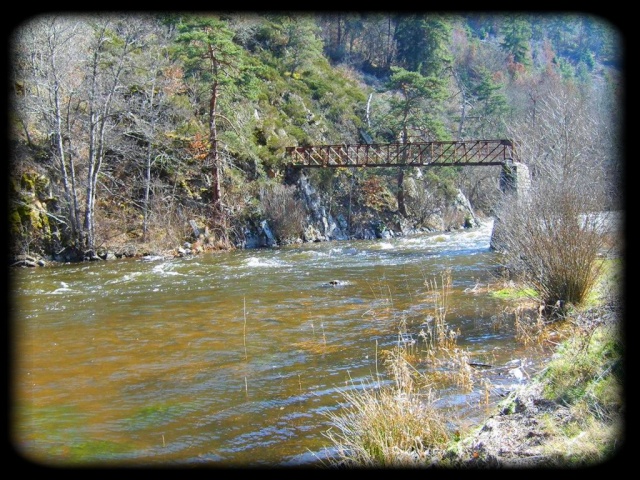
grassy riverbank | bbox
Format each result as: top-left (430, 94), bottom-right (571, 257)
top-left (320, 256), bottom-right (624, 468)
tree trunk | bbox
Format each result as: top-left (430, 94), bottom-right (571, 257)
top-left (397, 168), bottom-right (407, 216)
top-left (397, 128), bottom-right (408, 216)
top-left (209, 79), bottom-right (222, 219)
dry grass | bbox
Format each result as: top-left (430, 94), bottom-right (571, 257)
top-left (321, 258), bottom-right (624, 468)
top-left (322, 379), bottom-right (450, 467)
top-left (321, 270), bottom-right (479, 467)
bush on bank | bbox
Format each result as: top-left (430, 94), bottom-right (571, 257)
top-left (321, 256), bottom-right (624, 468)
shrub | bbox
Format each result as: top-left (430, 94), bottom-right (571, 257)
top-left (260, 183), bottom-right (307, 243)
top-left (494, 177), bottom-right (612, 315)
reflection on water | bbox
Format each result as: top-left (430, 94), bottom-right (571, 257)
top-left (10, 219), bottom-right (551, 467)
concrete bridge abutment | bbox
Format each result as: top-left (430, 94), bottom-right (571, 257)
top-left (490, 161), bottom-right (531, 251)
top-left (499, 161), bottom-right (531, 197)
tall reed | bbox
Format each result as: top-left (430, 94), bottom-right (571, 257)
top-left (322, 269), bottom-right (472, 467)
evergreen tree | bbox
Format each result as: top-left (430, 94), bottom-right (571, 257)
top-left (394, 14), bottom-right (453, 77)
top-left (474, 68), bottom-right (508, 137)
top-left (278, 15), bottom-right (324, 76)
top-left (173, 14), bottom-right (254, 241)
top-left (384, 67), bottom-right (450, 216)
top-left (500, 16), bottom-right (533, 68)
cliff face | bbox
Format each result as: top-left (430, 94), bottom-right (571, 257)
top-left (9, 171), bottom-right (55, 259)
top-left (10, 165), bottom-right (480, 267)
top-left (287, 171), bottom-right (479, 245)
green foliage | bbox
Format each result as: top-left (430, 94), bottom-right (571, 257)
top-left (173, 16), bottom-right (240, 80)
top-left (425, 168), bottom-right (459, 201)
top-left (385, 67), bottom-right (449, 141)
top-left (10, 172), bottom-right (54, 255)
top-left (541, 323), bottom-right (623, 419)
top-left (394, 14), bottom-right (453, 77)
top-left (10, 13), bottom-right (621, 258)
top-left (476, 69), bottom-right (508, 114)
top-left (492, 287), bottom-right (538, 300)
top-left (500, 16), bottom-right (533, 67)
top-left (172, 14), bottom-right (261, 133)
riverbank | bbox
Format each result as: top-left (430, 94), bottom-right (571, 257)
top-left (320, 253), bottom-right (625, 469)
top-left (9, 218), bottom-right (485, 268)
top-left (440, 299), bottom-right (624, 468)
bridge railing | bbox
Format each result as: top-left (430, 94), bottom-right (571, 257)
top-left (286, 139), bottom-right (517, 168)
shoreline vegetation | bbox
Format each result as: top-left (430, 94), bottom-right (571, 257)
top-left (9, 13), bottom-right (624, 469)
top-left (10, 14), bottom-right (622, 276)
top-left (11, 220), bottom-right (625, 469)
top-left (317, 253), bottom-right (624, 469)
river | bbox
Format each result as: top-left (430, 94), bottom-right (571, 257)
top-left (10, 218), bottom-right (554, 467)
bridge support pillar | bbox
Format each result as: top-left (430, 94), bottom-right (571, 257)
top-left (499, 161), bottom-right (531, 197)
top-left (491, 161), bottom-right (531, 251)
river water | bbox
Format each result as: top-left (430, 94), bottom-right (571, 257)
top-left (10, 218), bottom-right (554, 468)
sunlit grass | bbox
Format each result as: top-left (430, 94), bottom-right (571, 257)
top-left (540, 320), bottom-right (622, 407)
top-left (525, 313), bottom-right (623, 466)
top-left (321, 269), bottom-right (476, 467)
top-left (582, 257), bottom-right (623, 308)
top-left (492, 284), bottom-right (538, 301)
top-left (322, 260), bottom-right (623, 467)
top-left (323, 381), bottom-right (450, 467)
top-left (540, 414), bottom-right (623, 467)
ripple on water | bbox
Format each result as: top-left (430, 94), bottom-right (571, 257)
top-left (13, 218), bottom-right (546, 467)
top-left (244, 257), bottom-right (289, 268)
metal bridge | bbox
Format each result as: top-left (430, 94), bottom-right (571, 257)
top-left (286, 139), bottom-right (518, 169)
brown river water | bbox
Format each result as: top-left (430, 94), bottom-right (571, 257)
top-left (9, 219), bottom-right (554, 467)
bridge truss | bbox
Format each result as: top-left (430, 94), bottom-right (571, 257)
top-left (286, 139), bottom-right (518, 168)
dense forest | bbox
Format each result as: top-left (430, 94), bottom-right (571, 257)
top-left (8, 12), bottom-right (623, 264)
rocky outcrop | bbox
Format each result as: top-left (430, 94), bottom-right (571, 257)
top-left (11, 254), bottom-right (46, 267)
top-left (453, 189), bottom-right (480, 228)
top-left (292, 172), bottom-right (482, 242)
top-left (296, 172), bottom-right (349, 242)
top-left (10, 165), bottom-right (485, 266)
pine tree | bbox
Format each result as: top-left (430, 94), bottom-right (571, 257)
top-left (500, 16), bottom-right (533, 68)
top-left (173, 14), bottom-right (253, 241)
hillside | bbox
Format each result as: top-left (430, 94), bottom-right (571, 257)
top-left (8, 12), bottom-right (623, 264)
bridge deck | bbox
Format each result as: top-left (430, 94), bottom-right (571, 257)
top-left (286, 140), bottom-right (517, 168)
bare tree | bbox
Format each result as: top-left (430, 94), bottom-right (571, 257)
top-left (12, 15), bottom-right (153, 256)
top-left (79, 16), bottom-right (150, 253)
top-left (12, 16), bottom-right (88, 248)
top-left (260, 183), bottom-right (307, 243)
top-left (115, 19), bottom-right (179, 242)
top-left (496, 82), bottom-right (619, 314)
top-left (457, 165), bottom-right (502, 217)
